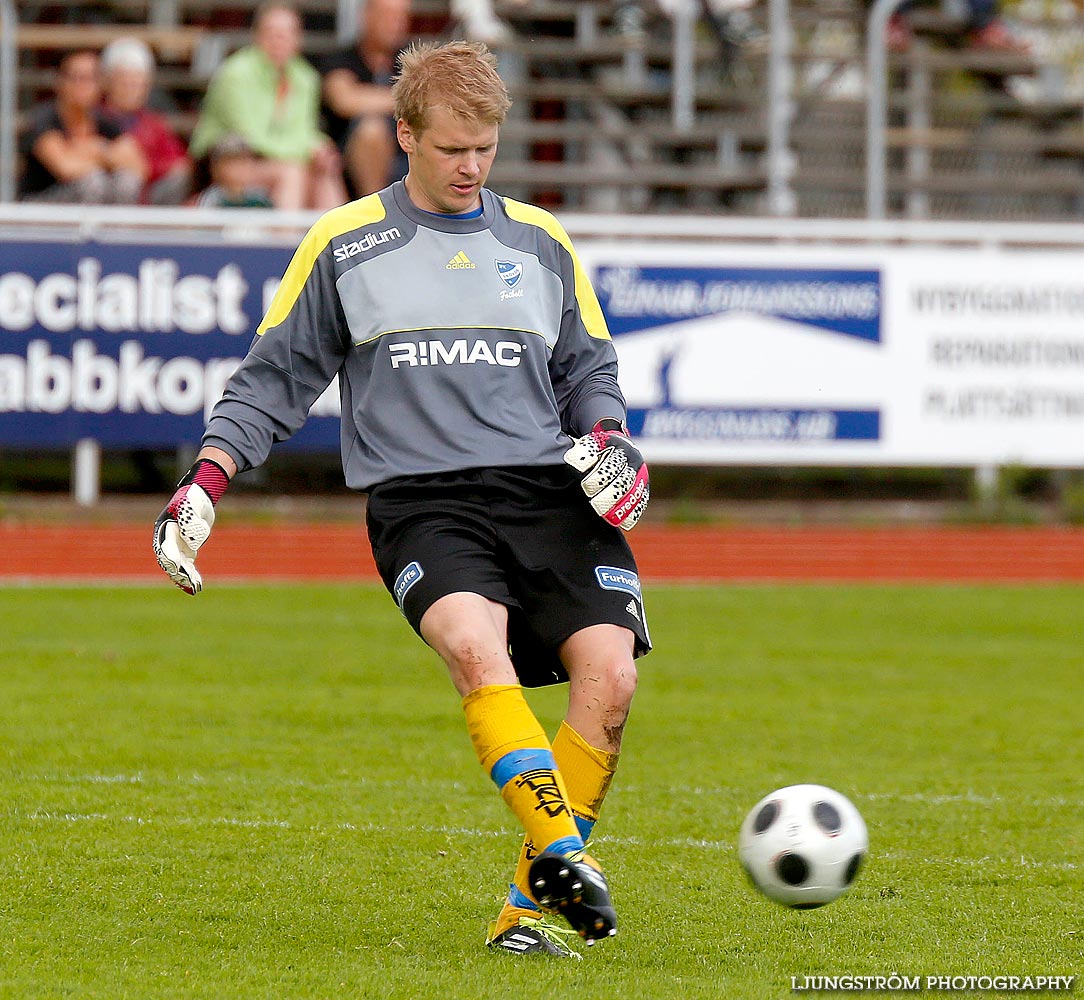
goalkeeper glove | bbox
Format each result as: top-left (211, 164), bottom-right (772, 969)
top-left (152, 458), bottom-right (231, 594)
top-left (563, 418), bottom-right (650, 531)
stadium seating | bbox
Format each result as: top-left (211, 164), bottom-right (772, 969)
top-left (9, 0), bottom-right (1084, 218)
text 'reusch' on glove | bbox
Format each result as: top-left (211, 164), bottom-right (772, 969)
top-left (563, 418), bottom-right (650, 532)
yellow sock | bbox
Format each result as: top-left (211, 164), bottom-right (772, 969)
top-left (509, 721), bottom-right (620, 907)
top-left (553, 721), bottom-right (621, 825)
top-left (462, 685), bottom-right (583, 857)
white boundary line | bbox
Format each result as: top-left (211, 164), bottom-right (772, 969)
top-left (25, 774), bottom-right (1084, 805)
top-left (12, 775), bottom-right (1082, 871)
top-left (23, 773), bottom-right (1084, 810)
top-left (15, 809), bottom-right (1079, 872)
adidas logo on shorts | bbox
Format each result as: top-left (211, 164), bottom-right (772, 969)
top-left (625, 600), bottom-right (640, 621)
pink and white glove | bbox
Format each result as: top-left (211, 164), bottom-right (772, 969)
top-left (564, 418), bottom-right (650, 531)
top-left (152, 458), bottom-right (230, 594)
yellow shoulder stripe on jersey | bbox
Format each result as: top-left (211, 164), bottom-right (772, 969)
top-left (501, 196), bottom-right (611, 342)
top-left (257, 194), bottom-right (387, 335)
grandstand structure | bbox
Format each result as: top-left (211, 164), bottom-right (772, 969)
top-left (4, 0), bottom-right (1084, 218)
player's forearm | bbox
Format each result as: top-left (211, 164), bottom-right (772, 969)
top-left (562, 374), bottom-right (627, 437)
top-left (195, 446), bottom-right (237, 479)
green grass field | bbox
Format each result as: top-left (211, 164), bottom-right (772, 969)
top-left (1, 583), bottom-right (1081, 999)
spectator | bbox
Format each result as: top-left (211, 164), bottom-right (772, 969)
top-left (100, 37), bottom-right (193, 205)
top-left (451, 0), bottom-right (530, 44)
top-left (195, 134), bottom-right (275, 208)
top-left (883, 0), bottom-right (1030, 53)
top-left (612, 0), bottom-right (648, 44)
top-left (318, 0), bottom-right (412, 198)
top-left (613, 1), bottom-right (760, 53)
top-left (19, 49), bottom-right (146, 204)
top-left (188, 1), bottom-right (346, 210)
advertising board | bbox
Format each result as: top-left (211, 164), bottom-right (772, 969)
top-left (580, 242), bottom-right (1084, 467)
top-left (0, 239), bottom-right (339, 449)
top-left (4, 234), bottom-right (1084, 467)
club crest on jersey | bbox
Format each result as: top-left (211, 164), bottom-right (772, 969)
top-left (496, 259), bottom-right (524, 301)
top-left (495, 260), bottom-right (523, 288)
top-left (595, 566), bottom-right (641, 600)
top-left (394, 560), bottom-right (423, 606)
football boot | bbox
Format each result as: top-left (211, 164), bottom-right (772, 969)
top-left (527, 851), bottom-right (617, 944)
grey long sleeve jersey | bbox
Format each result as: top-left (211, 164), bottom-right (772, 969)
top-left (202, 181), bottom-right (627, 491)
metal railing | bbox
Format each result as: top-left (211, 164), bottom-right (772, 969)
top-left (7, 201), bottom-right (1084, 248)
top-left (767, 0), bottom-right (796, 216)
top-left (0, 0), bottom-right (16, 204)
top-left (865, 0), bottom-right (908, 219)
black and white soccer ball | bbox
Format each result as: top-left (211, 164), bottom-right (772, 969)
top-left (738, 783), bottom-right (868, 908)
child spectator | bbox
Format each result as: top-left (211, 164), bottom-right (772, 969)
top-left (195, 134), bottom-right (274, 208)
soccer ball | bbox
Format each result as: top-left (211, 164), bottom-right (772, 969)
top-left (738, 783), bottom-right (868, 908)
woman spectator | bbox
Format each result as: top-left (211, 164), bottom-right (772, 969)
top-left (19, 49), bottom-right (146, 203)
top-left (100, 37), bottom-right (194, 205)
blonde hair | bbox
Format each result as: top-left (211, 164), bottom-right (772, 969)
top-left (393, 40), bottom-right (511, 134)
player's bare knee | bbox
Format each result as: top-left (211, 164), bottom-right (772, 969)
top-left (584, 655), bottom-right (638, 713)
top-left (605, 658), bottom-right (638, 711)
top-left (444, 636), bottom-right (486, 671)
top-left (438, 634), bottom-right (514, 694)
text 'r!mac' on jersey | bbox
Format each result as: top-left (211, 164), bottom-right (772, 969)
top-left (202, 181), bottom-right (627, 491)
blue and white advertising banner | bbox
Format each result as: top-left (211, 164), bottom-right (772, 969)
top-left (0, 239), bottom-right (341, 449)
top-left (5, 235), bottom-right (1084, 467)
top-left (578, 242), bottom-right (1084, 467)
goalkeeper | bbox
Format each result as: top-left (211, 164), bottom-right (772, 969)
top-left (153, 39), bottom-right (650, 959)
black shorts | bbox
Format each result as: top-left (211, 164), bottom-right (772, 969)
top-left (366, 465), bottom-right (651, 687)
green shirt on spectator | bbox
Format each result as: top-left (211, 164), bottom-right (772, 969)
top-left (190, 45), bottom-right (324, 162)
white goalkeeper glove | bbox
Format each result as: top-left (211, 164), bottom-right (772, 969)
top-left (564, 418), bottom-right (650, 531)
top-left (152, 458), bottom-right (230, 595)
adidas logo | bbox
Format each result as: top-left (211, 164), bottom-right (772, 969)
top-left (625, 599), bottom-right (640, 621)
top-left (579, 865), bottom-right (608, 891)
top-left (500, 932), bottom-right (538, 952)
top-left (446, 250), bottom-right (476, 270)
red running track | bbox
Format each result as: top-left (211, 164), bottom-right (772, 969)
top-left (4, 523), bottom-right (1084, 582)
